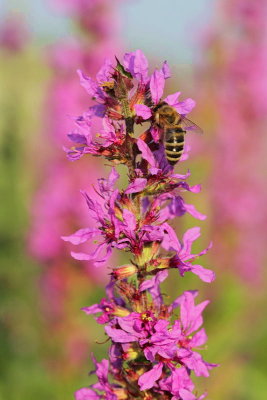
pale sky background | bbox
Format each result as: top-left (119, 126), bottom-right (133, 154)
top-left (1, 0), bottom-right (215, 65)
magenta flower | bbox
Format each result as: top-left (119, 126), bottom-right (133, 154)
top-left (201, 0), bottom-right (267, 284)
top-left (123, 49), bottom-right (149, 82)
top-left (168, 227), bottom-right (214, 282)
top-left (66, 49), bottom-right (195, 165)
top-left (159, 367), bottom-right (205, 400)
top-left (139, 270), bottom-right (168, 307)
top-left (82, 299), bottom-right (129, 324)
top-left (75, 357), bottom-right (123, 400)
top-left (62, 166), bottom-right (209, 270)
top-left (101, 292), bottom-right (216, 393)
top-left (63, 51), bottom-right (217, 399)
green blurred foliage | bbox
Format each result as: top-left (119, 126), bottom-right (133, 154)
top-left (0, 47), bottom-right (52, 398)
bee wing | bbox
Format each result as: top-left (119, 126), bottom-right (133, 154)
top-left (180, 116), bottom-right (204, 135)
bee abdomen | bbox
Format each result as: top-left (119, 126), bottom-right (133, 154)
top-left (164, 128), bottom-right (185, 165)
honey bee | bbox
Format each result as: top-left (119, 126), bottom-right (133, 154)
top-left (154, 103), bottom-right (203, 166)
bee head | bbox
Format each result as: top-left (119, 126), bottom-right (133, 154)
top-left (154, 103), bottom-right (178, 127)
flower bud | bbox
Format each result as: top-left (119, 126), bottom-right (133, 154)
top-left (135, 244), bottom-right (154, 266)
top-left (123, 346), bottom-right (138, 360)
top-left (112, 306), bottom-right (130, 318)
top-left (113, 264), bottom-right (137, 279)
top-left (114, 205), bottom-right (123, 221)
top-left (151, 257), bottom-right (169, 269)
top-left (113, 388), bottom-right (128, 399)
top-left (125, 368), bottom-right (141, 381)
top-left (144, 394), bottom-right (153, 400)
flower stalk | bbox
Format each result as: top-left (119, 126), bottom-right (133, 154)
top-left (64, 50), bottom-right (217, 399)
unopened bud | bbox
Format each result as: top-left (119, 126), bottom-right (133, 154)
top-left (125, 368), bottom-right (140, 381)
top-left (114, 206), bottom-right (123, 221)
top-left (123, 346), bottom-right (138, 360)
top-left (151, 242), bottom-right (160, 257)
top-left (151, 257), bottom-right (169, 269)
top-left (135, 245), bottom-right (154, 266)
top-left (144, 394), bottom-right (153, 400)
top-left (113, 264), bottom-right (137, 279)
top-left (113, 388), bottom-right (128, 399)
top-left (112, 306), bottom-right (130, 318)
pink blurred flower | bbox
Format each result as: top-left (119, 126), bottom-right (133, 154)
top-left (0, 13), bottom-right (30, 52)
top-left (50, 0), bottom-right (122, 39)
top-left (200, 0), bottom-right (267, 285)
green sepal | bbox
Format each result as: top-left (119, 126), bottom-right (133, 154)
top-left (115, 56), bottom-right (133, 79)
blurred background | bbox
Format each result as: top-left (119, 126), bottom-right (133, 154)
top-left (0, 0), bottom-right (267, 399)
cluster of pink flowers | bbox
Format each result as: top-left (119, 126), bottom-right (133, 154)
top-left (64, 50), bottom-right (217, 399)
top-left (202, 0), bottom-right (267, 284)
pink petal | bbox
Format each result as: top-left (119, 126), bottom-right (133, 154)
top-left (138, 362), bottom-right (163, 390)
top-left (171, 290), bottom-right (198, 311)
top-left (198, 241), bottom-right (213, 257)
top-left (191, 265), bottom-right (215, 283)
top-left (71, 251), bottom-right (92, 261)
top-left (179, 389), bottom-right (197, 400)
top-left (122, 209), bottom-right (136, 230)
top-left (174, 98), bottom-right (196, 115)
top-left (171, 366), bottom-right (195, 393)
top-left (150, 69), bottom-right (165, 104)
top-left (171, 170), bottom-right (191, 180)
top-left (108, 167), bottom-right (120, 186)
top-left (164, 92), bottom-right (181, 106)
top-left (67, 133), bottom-right (88, 144)
top-left (139, 270), bottom-right (168, 292)
top-left (188, 184), bottom-right (202, 193)
top-left (96, 58), bottom-right (113, 83)
top-left (149, 167), bottom-right (161, 175)
top-left (197, 393), bottom-right (207, 400)
top-left (81, 304), bottom-right (102, 315)
top-left (134, 104), bottom-right (152, 120)
top-left (77, 69), bottom-right (98, 97)
top-left (123, 49), bottom-right (148, 81)
top-left (184, 352), bottom-right (210, 377)
top-left (133, 49), bottom-right (149, 79)
top-left (161, 223), bottom-right (181, 252)
top-left (61, 228), bottom-right (99, 245)
top-left (181, 292), bottom-right (209, 334)
top-left (161, 60), bottom-right (171, 78)
top-left (75, 388), bottom-right (99, 400)
top-left (190, 328), bottom-right (208, 348)
top-left (180, 144), bottom-right (190, 161)
top-left (137, 138), bottom-right (157, 167)
top-left (150, 126), bottom-right (161, 142)
top-left (182, 227), bottom-right (201, 255)
top-left (105, 326), bottom-right (136, 343)
top-left (183, 203), bottom-right (206, 220)
top-left (125, 178), bottom-right (147, 194)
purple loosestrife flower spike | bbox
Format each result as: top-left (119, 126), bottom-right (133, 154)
top-left (64, 50), bottom-right (217, 399)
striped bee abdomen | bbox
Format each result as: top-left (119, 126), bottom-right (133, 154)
top-left (164, 127), bottom-right (185, 165)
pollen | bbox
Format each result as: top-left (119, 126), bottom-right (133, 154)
top-left (141, 312), bottom-right (153, 322)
